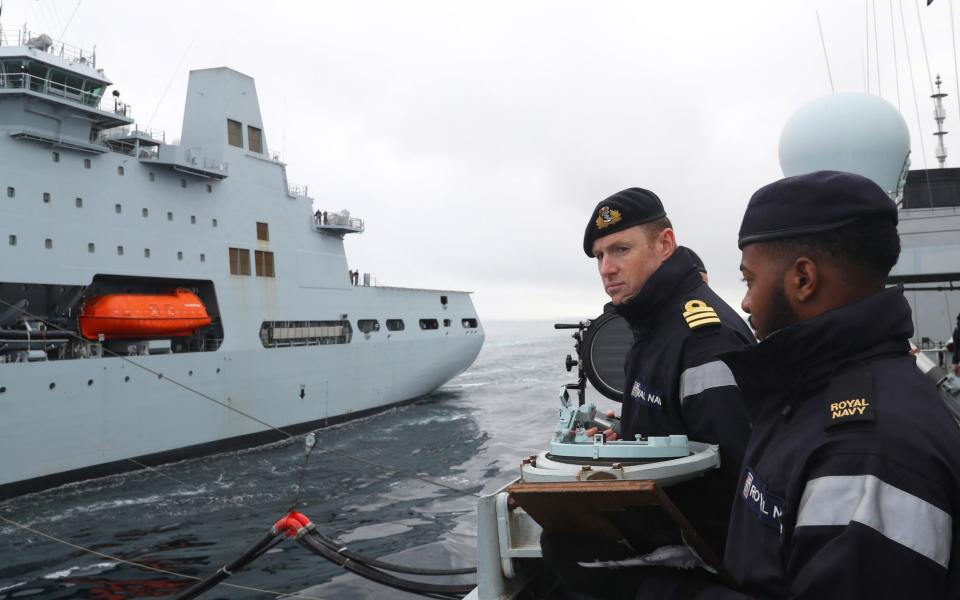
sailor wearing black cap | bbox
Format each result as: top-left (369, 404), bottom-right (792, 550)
top-left (634, 170), bottom-right (960, 599)
top-left (584, 187), bottom-right (754, 557)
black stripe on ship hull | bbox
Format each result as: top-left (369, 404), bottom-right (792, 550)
top-left (0, 395), bottom-right (425, 501)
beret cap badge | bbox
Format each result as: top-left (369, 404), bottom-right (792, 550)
top-left (595, 207), bottom-right (622, 230)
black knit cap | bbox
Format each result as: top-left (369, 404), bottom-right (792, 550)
top-left (738, 170), bottom-right (898, 249)
top-left (583, 187), bottom-right (667, 256)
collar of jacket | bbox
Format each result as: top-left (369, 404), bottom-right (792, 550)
top-left (613, 249), bottom-right (701, 334)
top-left (721, 285), bottom-right (913, 416)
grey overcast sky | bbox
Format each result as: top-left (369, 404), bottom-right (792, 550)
top-left (6, 0), bottom-right (958, 319)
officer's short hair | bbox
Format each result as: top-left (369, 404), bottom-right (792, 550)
top-left (762, 217), bottom-right (901, 283)
top-left (640, 216), bottom-right (673, 242)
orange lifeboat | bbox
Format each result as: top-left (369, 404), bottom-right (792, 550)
top-left (79, 289), bottom-right (212, 340)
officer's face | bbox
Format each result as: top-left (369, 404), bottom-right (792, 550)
top-left (592, 226), bottom-right (674, 305)
top-left (740, 244), bottom-right (799, 339)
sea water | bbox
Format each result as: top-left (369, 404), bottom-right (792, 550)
top-left (0, 320), bottom-right (618, 599)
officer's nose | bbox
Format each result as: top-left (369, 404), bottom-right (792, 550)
top-left (741, 292), bottom-right (751, 315)
top-left (599, 256), bottom-right (617, 277)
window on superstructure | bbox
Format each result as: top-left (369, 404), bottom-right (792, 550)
top-left (443, 318), bottom-right (451, 327)
top-left (149, 172), bottom-right (155, 182)
top-left (227, 119), bottom-right (243, 148)
top-left (462, 318), bottom-right (478, 329)
top-left (42, 193), bottom-right (50, 203)
top-left (247, 126), bottom-right (263, 153)
top-left (229, 247), bottom-right (251, 276)
top-left (6, 187), bottom-right (13, 198)
top-left (75, 197), bottom-right (83, 208)
top-left (212, 219), bottom-right (218, 227)
top-left (8, 235), bottom-right (16, 246)
top-left (144, 248), bottom-right (151, 258)
top-left (177, 251), bottom-right (183, 261)
top-left (357, 319), bottom-right (380, 334)
top-left (88, 243), bottom-right (95, 253)
top-left (142, 208), bottom-right (149, 217)
top-left (191, 215), bottom-right (196, 224)
top-left (115, 204), bottom-right (121, 214)
top-left (259, 320), bottom-right (353, 348)
top-left (256, 222), bottom-right (269, 241)
top-left (117, 166), bottom-right (124, 176)
top-left (52, 152), bottom-right (59, 163)
top-left (181, 179), bottom-right (187, 188)
top-left (254, 250), bottom-right (275, 277)
top-left (84, 159), bottom-right (91, 169)
top-left (386, 319), bottom-right (405, 331)
top-left (45, 239), bottom-right (52, 249)
top-left (167, 211), bottom-right (173, 221)
top-left (200, 253), bottom-right (206, 263)
top-left (419, 319), bottom-right (439, 330)
top-left (117, 245), bottom-right (124, 256)
top-left (206, 184), bottom-right (213, 193)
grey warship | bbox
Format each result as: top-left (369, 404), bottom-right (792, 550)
top-left (0, 28), bottom-right (484, 499)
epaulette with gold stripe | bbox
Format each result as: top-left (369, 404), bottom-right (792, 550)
top-left (683, 300), bottom-right (721, 329)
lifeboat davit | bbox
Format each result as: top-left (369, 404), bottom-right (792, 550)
top-left (79, 289), bottom-right (212, 340)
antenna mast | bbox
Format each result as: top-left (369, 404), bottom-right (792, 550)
top-left (933, 74), bottom-right (949, 168)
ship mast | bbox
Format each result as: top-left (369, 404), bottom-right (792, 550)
top-left (932, 74), bottom-right (949, 168)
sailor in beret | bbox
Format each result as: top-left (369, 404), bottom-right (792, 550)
top-left (641, 170), bottom-right (960, 598)
top-left (541, 187), bottom-right (755, 596)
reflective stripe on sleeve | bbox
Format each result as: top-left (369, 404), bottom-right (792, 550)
top-left (679, 360), bottom-right (737, 403)
top-left (796, 474), bottom-right (952, 568)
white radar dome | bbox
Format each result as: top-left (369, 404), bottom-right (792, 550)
top-left (779, 93), bottom-right (910, 199)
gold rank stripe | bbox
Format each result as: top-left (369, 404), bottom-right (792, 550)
top-left (683, 299), bottom-right (720, 329)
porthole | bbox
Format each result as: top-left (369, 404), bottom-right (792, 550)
top-left (181, 179), bottom-right (187, 188)
top-left (188, 370), bottom-right (193, 376)
top-left (117, 166), bottom-right (125, 176)
top-left (216, 368), bottom-right (221, 373)
top-left (177, 251), bottom-right (183, 261)
top-left (115, 203), bottom-right (122, 214)
top-left (212, 218), bottom-right (218, 227)
top-left (148, 172), bottom-right (155, 182)
top-left (45, 239), bottom-right (52, 249)
top-left (75, 197), bottom-right (83, 208)
top-left (49, 382), bottom-right (56, 390)
top-left (200, 253), bottom-right (206, 262)
top-left (8, 235), bottom-right (16, 246)
top-left (124, 376), bottom-right (130, 382)
top-left (83, 158), bottom-right (91, 169)
top-left (42, 192), bottom-right (50, 203)
top-left (190, 215), bottom-right (196, 224)
top-left (0, 386), bottom-right (6, 394)
top-left (6, 186), bottom-right (14, 198)
top-left (117, 245), bottom-right (124, 256)
top-left (144, 248), bottom-right (151, 258)
top-left (87, 379), bottom-right (93, 386)
top-left (88, 242), bottom-right (95, 253)
top-left (142, 208), bottom-right (149, 217)
top-left (167, 211), bottom-right (173, 221)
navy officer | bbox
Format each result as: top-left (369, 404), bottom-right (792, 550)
top-left (636, 170), bottom-right (960, 598)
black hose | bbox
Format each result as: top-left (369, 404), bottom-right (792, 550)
top-left (170, 528), bottom-right (284, 600)
top-left (306, 529), bottom-right (477, 575)
top-left (298, 534), bottom-right (474, 599)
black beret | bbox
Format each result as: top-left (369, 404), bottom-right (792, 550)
top-left (738, 170), bottom-right (898, 249)
top-left (583, 187), bottom-right (667, 256)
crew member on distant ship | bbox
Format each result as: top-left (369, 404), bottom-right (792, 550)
top-left (540, 188), bottom-right (755, 598)
top-left (952, 313), bottom-right (959, 376)
top-left (634, 171), bottom-right (960, 598)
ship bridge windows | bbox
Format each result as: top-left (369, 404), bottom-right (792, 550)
top-left (259, 320), bottom-right (353, 348)
top-left (419, 319), bottom-right (439, 330)
top-left (358, 319), bottom-right (380, 334)
top-left (386, 319), bottom-right (405, 331)
top-left (227, 119), bottom-right (243, 148)
top-left (229, 247), bottom-right (251, 276)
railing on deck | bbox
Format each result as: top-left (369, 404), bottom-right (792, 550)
top-left (313, 212), bottom-right (364, 233)
top-left (0, 72), bottom-right (127, 116)
top-left (288, 184), bottom-right (309, 197)
top-left (0, 28), bottom-right (96, 68)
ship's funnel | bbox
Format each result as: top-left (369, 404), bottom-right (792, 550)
top-left (779, 93), bottom-right (910, 199)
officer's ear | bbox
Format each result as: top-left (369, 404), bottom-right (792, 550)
top-left (786, 256), bottom-right (818, 303)
top-left (656, 228), bottom-right (676, 261)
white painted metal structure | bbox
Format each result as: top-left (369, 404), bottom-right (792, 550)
top-left (0, 31), bottom-right (484, 498)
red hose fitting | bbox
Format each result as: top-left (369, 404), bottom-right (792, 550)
top-left (288, 511), bottom-right (312, 528)
top-left (271, 516), bottom-right (304, 538)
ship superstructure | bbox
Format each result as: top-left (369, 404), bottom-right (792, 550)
top-left (0, 29), bottom-right (484, 499)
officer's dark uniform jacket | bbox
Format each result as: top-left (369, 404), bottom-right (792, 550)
top-left (636, 287), bottom-right (960, 599)
top-left (614, 249), bottom-right (754, 555)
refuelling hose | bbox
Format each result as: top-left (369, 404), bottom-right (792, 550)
top-left (170, 511), bottom-right (475, 600)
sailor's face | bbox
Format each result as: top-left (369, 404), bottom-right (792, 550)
top-left (592, 226), bottom-right (663, 305)
top-left (740, 244), bottom-right (798, 340)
